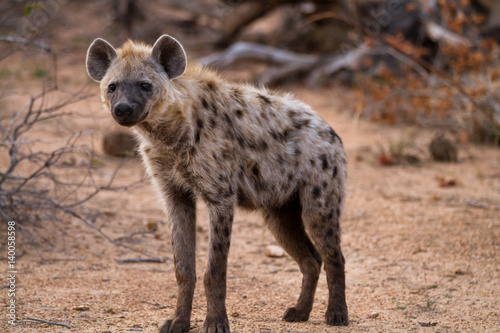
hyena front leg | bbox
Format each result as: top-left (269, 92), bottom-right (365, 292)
top-left (159, 186), bottom-right (197, 333)
top-left (203, 201), bottom-right (235, 333)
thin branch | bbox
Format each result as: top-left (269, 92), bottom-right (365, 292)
top-left (307, 43), bottom-right (370, 85)
top-left (58, 204), bottom-right (157, 258)
top-left (17, 225), bottom-right (47, 261)
top-left (198, 41), bottom-right (318, 68)
top-left (0, 36), bottom-right (51, 53)
top-left (1, 39), bottom-right (152, 261)
top-left (301, 11), bottom-right (451, 77)
top-left (20, 317), bottom-right (72, 329)
top-left (11, 149), bottom-right (61, 194)
top-left (379, 47), bottom-right (430, 80)
top-left (302, 10), bottom-right (500, 128)
top-left (424, 20), bottom-right (470, 47)
top-left (63, 157), bottom-right (127, 208)
top-left (117, 257), bottom-right (167, 264)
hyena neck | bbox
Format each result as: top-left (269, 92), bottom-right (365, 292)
top-left (134, 72), bottom-right (209, 150)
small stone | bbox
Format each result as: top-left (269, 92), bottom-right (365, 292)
top-left (429, 134), bottom-right (458, 162)
top-left (231, 312), bottom-right (240, 318)
top-left (103, 131), bottom-right (138, 157)
top-left (153, 303), bottom-right (168, 309)
top-left (74, 305), bottom-right (90, 311)
top-left (368, 311), bottom-right (379, 319)
top-left (265, 245), bottom-right (284, 258)
top-left (104, 307), bottom-right (116, 314)
top-left (418, 321), bottom-right (438, 327)
top-left (145, 221), bottom-right (158, 232)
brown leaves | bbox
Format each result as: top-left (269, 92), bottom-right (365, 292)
top-left (356, 45), bottom-right (499, 144)
top-left (370, 112), bottom-right (396, 125)
top-left (378, 154), bottom-right (396, 166)
top-left (376, 138), bottom-right (422, 167)
top-left (435, 175), bottom-right (457, 188)
top-left (385, 34), bottom-right (429, 59)
top-left (405, 3), bottom-right (417, 12)
top-left (442, 44), bottom-right (485, 72)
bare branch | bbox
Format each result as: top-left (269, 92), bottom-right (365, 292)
top-left (307, 43), bottom-right (370, 85)
top-left (424, 21), bottom-right (471, 47)
top-left (198, 41), bottom-right (318, 68)
top-left (0, 40), bottom-right (150, 259)
top-left (20, 317), bottom-right (72, 329)
top-left (117, 257), bottom-right (167, 264)
top-left (0, 36), bottom-right (51, 53)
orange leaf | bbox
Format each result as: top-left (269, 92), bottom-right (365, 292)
top-left (406, 3), bottom-right (417, 12)
top-left (435, 176), bottom-right (457, 188)
top-left (378, 154), bottom-right (396, 166)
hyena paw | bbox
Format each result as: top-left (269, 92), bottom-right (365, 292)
top-left (325, 307), bottom-right (349, 326)
top-left (159, 317), bottom-right (190, 333)
top-left (282, 307), bottom-right (310, 322)
top-left (203, 314), bottom-right (230, 333)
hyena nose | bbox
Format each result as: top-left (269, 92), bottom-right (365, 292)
top-left (114, 103), bottom-right (134, 117)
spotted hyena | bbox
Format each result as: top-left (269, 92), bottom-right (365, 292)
top-left (86, 35), bottom-right (348, 333)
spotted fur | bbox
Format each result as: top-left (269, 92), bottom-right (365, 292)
top-left (86, 35), bottom-right (349, 333)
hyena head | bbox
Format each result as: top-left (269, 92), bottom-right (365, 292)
top-left (86, 35), bottom-right (187, 127)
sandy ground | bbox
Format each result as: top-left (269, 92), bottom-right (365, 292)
top-left (1, 2), bottom-right (500, 332)
top-left (1, 84), bottom-right (499, 333)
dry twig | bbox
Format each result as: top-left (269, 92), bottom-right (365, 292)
top-left (0, 40), bottom-right (148, 258)
top-left (20, 317), bottom-right (73, 329)
top-left (117, 257), bottom-right (167, 264)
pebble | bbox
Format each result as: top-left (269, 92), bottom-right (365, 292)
top-left (74, 305), bottom-right (90, 311)
top-left (265, 245), bottom-right (285, 258)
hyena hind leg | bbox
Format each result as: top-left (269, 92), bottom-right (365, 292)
top-left (263, 194), bottom-right (322, 322)
top-left (300, 188), bottom-right (348, 326)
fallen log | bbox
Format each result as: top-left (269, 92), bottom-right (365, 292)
top-left (198, 41), bottom-right (369, 85)
top-left (198, 41), bottom-right (318, 68)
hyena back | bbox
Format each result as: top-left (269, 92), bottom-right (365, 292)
top-left (86, 35), bottom-right (348, 333)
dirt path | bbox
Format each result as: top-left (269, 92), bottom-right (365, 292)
top-left (1, 81), bottom-right (499, 333)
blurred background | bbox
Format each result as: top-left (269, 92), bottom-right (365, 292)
top-left (2, 0), bottom-right (500, 141)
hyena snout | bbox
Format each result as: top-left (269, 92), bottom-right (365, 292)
top-left (111, 102), bottom-right (147, 127)
top-left (114, 103), bottom-right (133, 117)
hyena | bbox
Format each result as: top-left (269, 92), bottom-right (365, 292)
top-left (86, 35), bottom-right (348, 333)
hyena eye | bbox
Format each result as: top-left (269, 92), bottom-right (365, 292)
top-left (108, 84), bottom-right (116, 93)
top-left (140, 82), bottom-right (152, 92)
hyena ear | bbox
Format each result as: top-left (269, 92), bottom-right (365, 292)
top-left (86, 38), bottom-right (117, 82)
top-left (151, 35), bottom-right (187, 79)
